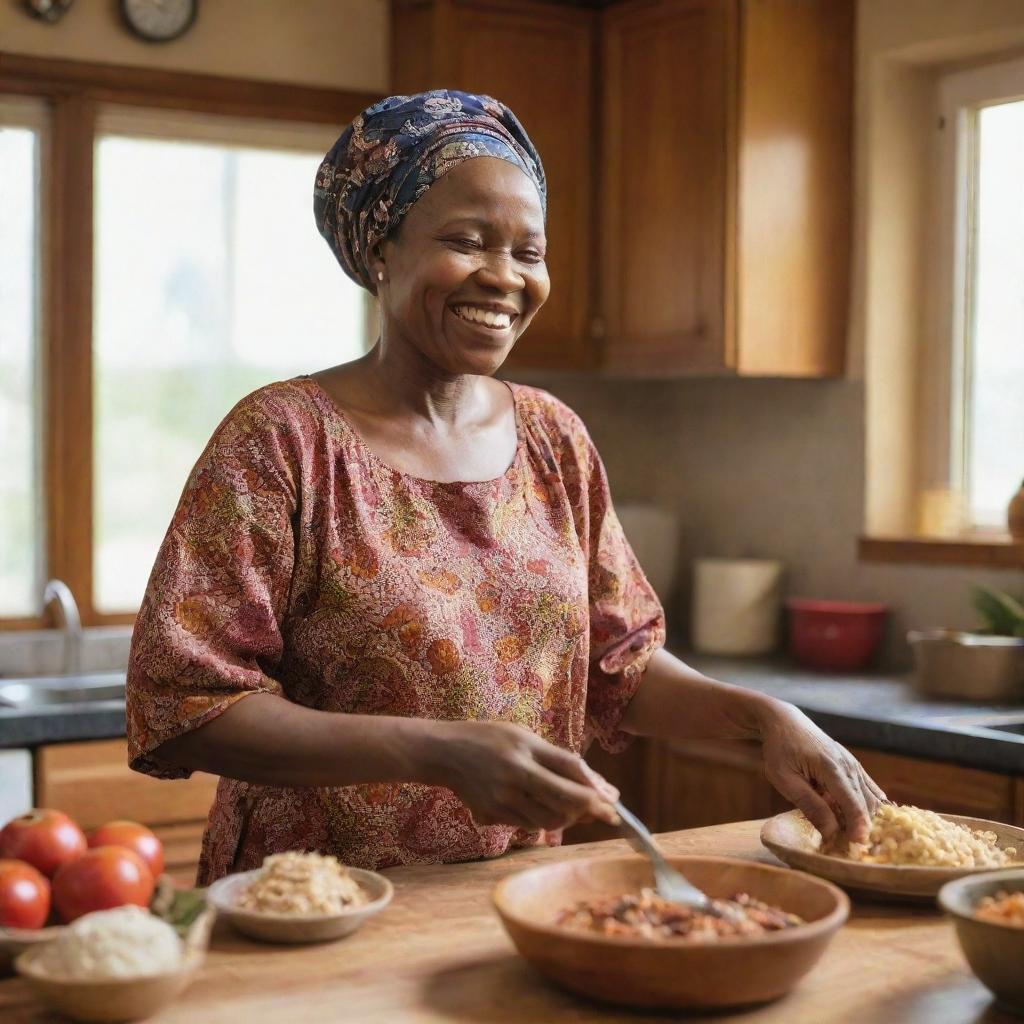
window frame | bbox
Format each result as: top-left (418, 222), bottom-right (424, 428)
top-left (0, 54), bottom-right (377, 629)
top-left (0, 95), bottom-right (48, 627)
top-left (922, 56), bottom-right (1024, 535)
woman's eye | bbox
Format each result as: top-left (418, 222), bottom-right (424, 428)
top-left (517, 251), bottom-right (544, 265)
top-left (450, 237), bottom-right (482, 250)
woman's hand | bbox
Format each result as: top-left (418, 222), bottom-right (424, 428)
top-left (421, 721), bottom-right (620, 831)
top-left (758, 701), bottom-right (886, 843)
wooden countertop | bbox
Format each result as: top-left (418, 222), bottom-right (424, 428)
top-left (0, 820), bottom-right (1016, 1023)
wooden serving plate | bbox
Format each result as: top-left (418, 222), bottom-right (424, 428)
top-left (761, 809), bottom-right (1024, 901)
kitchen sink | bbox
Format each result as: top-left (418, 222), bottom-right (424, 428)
top-left (0, 672), bottom-right (126, 710)
top-left (938, 712), bottom-right (1024, 738)
top-left (984, 722), bottom-right (1024, 736)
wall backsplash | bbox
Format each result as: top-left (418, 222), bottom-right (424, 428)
top-left (523, 372), bottom-right (1024, 670)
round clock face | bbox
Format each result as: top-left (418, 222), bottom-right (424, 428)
top-left (121, 0), bottom-right (197, 43)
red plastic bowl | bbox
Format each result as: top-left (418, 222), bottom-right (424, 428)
top-left (786, 599), bottom-right (888, 672)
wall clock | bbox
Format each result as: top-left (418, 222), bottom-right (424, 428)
top-left (24, 0), bottom-right (75, 23)
top-left (120, 0), bottom-right (197, 43)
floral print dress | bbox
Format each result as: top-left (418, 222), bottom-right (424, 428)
top-left (126, 377), bottom-right (664, 884)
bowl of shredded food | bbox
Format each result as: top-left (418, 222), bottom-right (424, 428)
top-left (206, 850), bottom-right (392, 944)
top-left (761, 804), bottom-right (1024, 900)
top-left (14, 888), bottom-right (213, 1023)
top-left (939, 868), bottom-right (1024, 1010)
top-left (492, 855), bottom-right (848, 1010)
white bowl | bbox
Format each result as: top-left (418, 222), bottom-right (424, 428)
top-left (206, 866), bottom-right (393, 944)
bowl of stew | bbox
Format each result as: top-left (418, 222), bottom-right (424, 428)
top-left (492, 854), bottom-right (848, 1011)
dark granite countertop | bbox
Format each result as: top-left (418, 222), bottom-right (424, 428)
top-left (682, 652), bottom-right (1024, 775)
top-left (0, 701), bottom-right (126, 747)
top-left (4, 656), bottom-right (1024, 775)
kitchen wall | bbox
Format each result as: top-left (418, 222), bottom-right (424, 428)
top-left (5, 0), bottom-right (1021, 667)
top-left (525, 374), bottom-right (1020, 666)
top-left (0, 0), bottom-right (389, 92)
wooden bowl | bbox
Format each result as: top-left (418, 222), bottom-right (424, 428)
top-left (0, 923), bottom-right (63, 975)
top-left (13, 896), bottom-right (214, 1023)
top-left (761, 809), bottom-right (1024, 901)
top-left (206, 866), bottom-right (392, 944)
top-left (492, 854), bottom-right (848, 1010)
top-left (939, 869), bottom-right (1024, 1011)
top-left (16, 946), bottom-right (203, 1023)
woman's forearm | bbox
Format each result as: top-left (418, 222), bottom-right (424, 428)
top-left (153, 692), bottom-right (442, 788)
top-left (620, 648), bottom-right (782, 741)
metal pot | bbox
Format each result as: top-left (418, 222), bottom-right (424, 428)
top-left (908, 630), bottom-right (1024, 702)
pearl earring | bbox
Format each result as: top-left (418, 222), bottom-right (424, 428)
top-left (377, 271), bottom-right (384, 282)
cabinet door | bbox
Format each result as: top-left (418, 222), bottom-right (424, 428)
top-left (601, 0), bottom-right (734, 375)
top-left (735, 0), bottom-right (852, 376)
top-left (563, 738), bottom-right (652, 846)
top-left (35, 739), bottom-right (218, 885)
top-left (393, 0), bottom-right (596, 371)
top-left (851, 747), bottom-right (1016, 824)
top-left (650, 738), bottom-right (790, 833)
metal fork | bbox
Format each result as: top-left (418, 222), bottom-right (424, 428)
top-left (613, 800), bottom-right (739, 921)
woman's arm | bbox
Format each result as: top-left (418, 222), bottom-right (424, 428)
top-left (620, 648), bottom-right (885, 842)
top-left (156, 692), bottom-right (434, 787)
top-left (155, 693), bottom-right (620, 829)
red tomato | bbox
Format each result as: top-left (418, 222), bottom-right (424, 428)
top-left (0, 809), bottom-right (87, 878)
top-left (0, 859), bottom-right (51, 930)
top-left (88, 820), bottom-right (164, 878)
top-left (52, 847), bottom-right (155, 923)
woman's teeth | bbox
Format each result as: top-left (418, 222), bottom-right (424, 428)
top-left (452, 305), bottom-right (513, 330)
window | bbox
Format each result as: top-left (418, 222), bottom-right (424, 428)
top-left (93, 111), bottom-right (368, 611)
top-left (962, 99), bottom-right (1024, 527)
top-left (0, 62), bottom-right (373, 628)
top-left (931, 59), bottom-right (1024, 534)
top-left (0, 99), bottom-right (45, 618)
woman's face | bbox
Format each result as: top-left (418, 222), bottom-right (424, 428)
top-left (374, 157), bottom-right (550, 376)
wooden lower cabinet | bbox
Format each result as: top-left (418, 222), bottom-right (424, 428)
top-left (603, 738), bottom-right (1024, 836)
top-left (34, 738), bottom-right (218, 885)
top-left (849, 747), bottom-right (1019, 824)
top-left (647, 739), bottom-right (790, 833)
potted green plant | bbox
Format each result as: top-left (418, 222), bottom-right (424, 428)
top-left (972, 586), bottom-right (1024, 638)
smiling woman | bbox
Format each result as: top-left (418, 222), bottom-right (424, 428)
top-left (126, 90), bottom-right (883, 885)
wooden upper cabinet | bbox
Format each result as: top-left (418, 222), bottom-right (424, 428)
top-left (735, 0), bottom-right (853, 377)
top-left (392, 0), bottom-right (597, 371)
top-left (601, 0), bottom-right (733, 374)
top-left (392, 0), bottom-right (852, 377)
top-left (601, 0), bottom-right (852, 377)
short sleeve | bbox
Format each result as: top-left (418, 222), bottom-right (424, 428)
top-left (126, 391), bottom-right (299, 780)
top-left (583, 447), bottom-right (666, 753)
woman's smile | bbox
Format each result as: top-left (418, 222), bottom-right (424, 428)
top-left (447, 303), bottom-right (519, 337)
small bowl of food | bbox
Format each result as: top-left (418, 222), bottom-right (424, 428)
top-left (206, 850), bottom-right (392, 944)
top-left (492, 855), bottom-right (848, 1011)
top-left (939, 869), bottom-right (1024, 1011)
top-left (14, 891), bottom-right (214, 1023)
top-left (762, 804), bottom-right (1024, 900)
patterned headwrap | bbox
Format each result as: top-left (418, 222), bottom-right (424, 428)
top-left (314, 90), bottom-right (546, 292)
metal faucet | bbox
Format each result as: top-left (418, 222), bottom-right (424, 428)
top-left (42, 579), bottom-right (82, 676)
